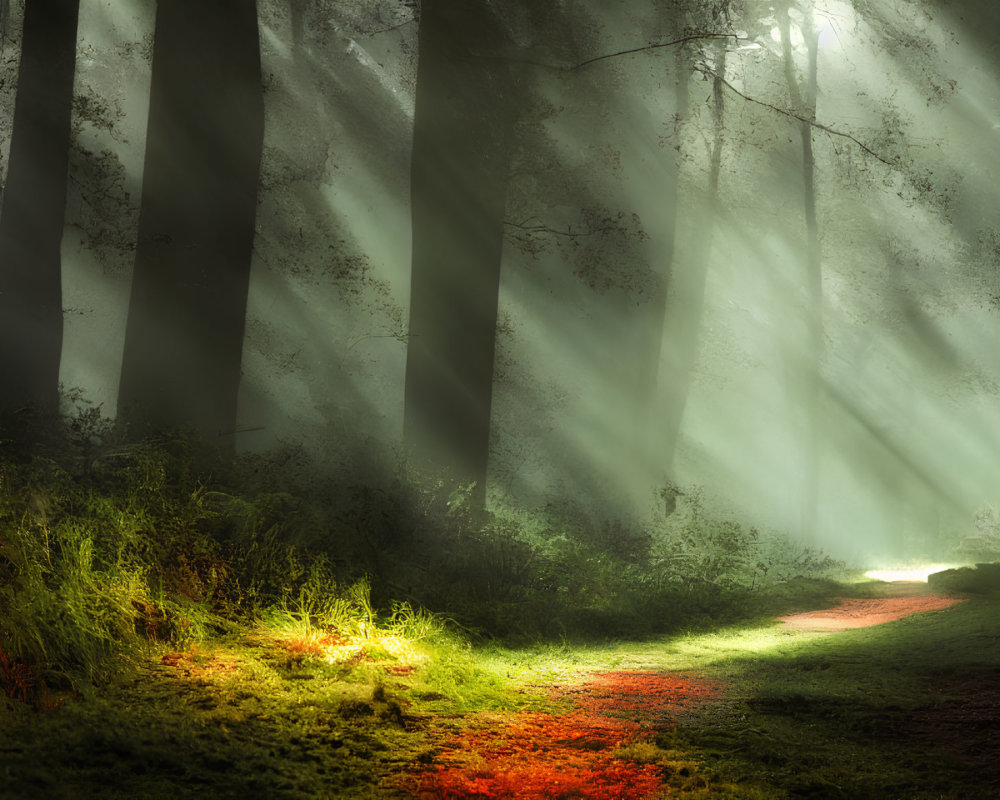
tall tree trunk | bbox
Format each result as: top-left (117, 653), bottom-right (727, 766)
top-left (403, 0), bottom-right (515, 505)
top-left (659, 40), bottom-right (728, 501)
top-left (628, 41), bottom-right (690, 466)
top-left (0, 0), bottom-right (79, 415)
top-left (778, 2), bottom-right (823, 544)
top-left (117, 0), bottom-right (264, 446)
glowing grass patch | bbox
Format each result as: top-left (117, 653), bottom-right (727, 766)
top-left (321, 632), bottom-right (430, 666)
top-left (282, 631), bottom-right (346, 656)
top-left (274, 628), bottom-right (431, 667)
top-left (864, 564), bottom-right (959, 582)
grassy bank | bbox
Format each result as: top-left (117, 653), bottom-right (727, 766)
top-left (1, 422), bottom-right (991, 797)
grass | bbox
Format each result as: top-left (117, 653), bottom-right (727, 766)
top-left (2, 580), bottom-right (997, 797)
top-left (0, 421), bottom-right (994, 797)
top-left (660, 590), bottom-right (1000, 799)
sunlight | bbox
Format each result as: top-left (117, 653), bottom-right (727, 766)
top-left (768, 2), bottom-right (844, 51)
top-left (864, 564), bottom-right (958, 583)
top-left (320, 631), bottom-right (429, 666)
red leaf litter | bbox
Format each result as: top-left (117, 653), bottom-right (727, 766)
top-left (776, 594), bottom-right (964, 631)
top-left (402, 592), bottom-right (965, 797)
top-left (403, 671), bottom-right (724, 799)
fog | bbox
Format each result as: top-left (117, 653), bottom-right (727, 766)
top-left (12, 0), bottom-right (1000, 566)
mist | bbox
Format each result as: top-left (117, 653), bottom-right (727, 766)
top-left (14, 0), bottom-right (1000, 568)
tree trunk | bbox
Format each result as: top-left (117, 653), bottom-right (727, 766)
top-left (117, 0), bottom-right (264, 446)
top-left (0, 0), bottom-right (79, 415)
top-left (624, 41), bottom-right (690, 479)
top-left (778, 3), bottom-right (823, 544)
top-left (659, 40), bottom-right (728, 494)
top-left (403, 0), bottom-right (515, 505)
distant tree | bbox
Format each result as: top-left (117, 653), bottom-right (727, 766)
top-left (0, 0), bottom-right (80, 415)
top-left (776, 0), bottom-right (823, 543)
top-left (659, 36), bottom-right (729, 499)
top-left (627, 32), bottom-right (692, 469)
top-left (117, 0), bottom-right (264, 446)
top-left (403, 0), bottom-right (517, 504)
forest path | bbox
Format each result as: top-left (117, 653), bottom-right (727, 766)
top-left (401, 669), bottom-right (724, 799)
top-left (399, 584), bottom-right (969, 799)
top-left (775, 587), bottom-right (964, 630)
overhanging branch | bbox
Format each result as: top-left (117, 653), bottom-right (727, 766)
top-left (503, 219), bottom-right (619, 239)
top-left (703, 68), bottom-right (897, 167)
top-left (569, 32), bottom-right (743, 71)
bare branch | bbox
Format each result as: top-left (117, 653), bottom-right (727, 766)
top-left (569, 32), bottom-right (743, 71)
top-left (348, 333), bottom-right (408, 350)
top-left (503, 220), bottom-right (619, 239)
top-left (356, 18), bottom-right (416, 37)
top-left (702, 68), bottom-right (898, 167)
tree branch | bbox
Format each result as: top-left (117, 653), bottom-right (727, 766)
top-left (503, 219), bottom-right (619, 239)
top-left (357, 18), bottom-right (416, 37)
top-left (569, 32), bottom-right (743, 71)
top-left (702, 68), bottom-right (897, 167)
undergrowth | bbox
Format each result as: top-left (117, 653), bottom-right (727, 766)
top-left (0, 406), bottom-right (846, 702)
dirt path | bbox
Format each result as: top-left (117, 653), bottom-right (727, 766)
top-left (401, 671), bottom-right (724, 799)
top-left (776, 591), bottom-right (964, 630)
top-left (399, 589), bottom-right (966, 799)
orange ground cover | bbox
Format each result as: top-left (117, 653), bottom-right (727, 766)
top-left (776, 594), bottom-right (963, 630)
top-left (403, 671), bottom-right (724, 799)
top-left (404, 593), bottom-right (963, 797)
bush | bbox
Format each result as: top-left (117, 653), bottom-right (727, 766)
top-left (0, 404), bottom-right (849, 690)
top-left (928, 562), bottom-right (1000, 594)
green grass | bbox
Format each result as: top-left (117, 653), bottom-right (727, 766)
top-left (664, 593), bottom-right (1000, 799)
top-left (2, 582), bottom-right (996, 797)
top-left (0, 422), bottom-right (993, 797)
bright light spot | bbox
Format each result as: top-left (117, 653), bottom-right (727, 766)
top-left (771, 25), bottom-right (804, 49)
top-left (769, 9), bottom-right (841, 51)
top-left (816, 17), bottom-right (838, 49)
top-left (864, 564), bottom-right (957, 583)
top-left (322, 632), bottom-right (428, 666)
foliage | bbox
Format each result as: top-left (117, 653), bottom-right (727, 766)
top-left (0, 406), bottom-right (847, 698)
top-left (0, 412), bottom-right (985, 798)
top-left (927, 562), bottom-right (1000, 595)
top-left (952, 506), bottom-right (1000, 562)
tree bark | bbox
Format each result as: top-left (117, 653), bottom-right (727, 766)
top-left (659, 40), bottom-right (728, 494)
top-left (403, 0), bottom-right (515, 505)
top-left (0, 0), bottom-right (79, 415)
top-left (117, 0), bottom-right (264, 446)
top-left (778, 2), bottom-right (823, 544)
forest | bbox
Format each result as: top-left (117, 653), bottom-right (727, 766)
top-left (1, 0), bottom-right (999, 797)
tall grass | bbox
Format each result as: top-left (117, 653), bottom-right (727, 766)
top-left (0, 409), bottom-right (852, 698)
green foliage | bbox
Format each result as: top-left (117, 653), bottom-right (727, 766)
top-left (0, 404), bottom-right (848, 694)
top-left (0, 468), bottom-right (151, 685)
top-left (927, 562), bottom-right (1000, 594)
top-left (647, 486), bottom-right (842, 595)
top-left (262, 563), bottom-right (375, 640)
top-left (952, 506), bottom-right (1000, 562)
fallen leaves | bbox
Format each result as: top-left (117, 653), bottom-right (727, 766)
top-left (777, 595), bottom-right (964, 630)
top-left (402, 671), bottom-right (724, 799)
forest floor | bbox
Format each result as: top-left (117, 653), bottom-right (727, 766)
top-left (2, 580), bottom-right (998, 799)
